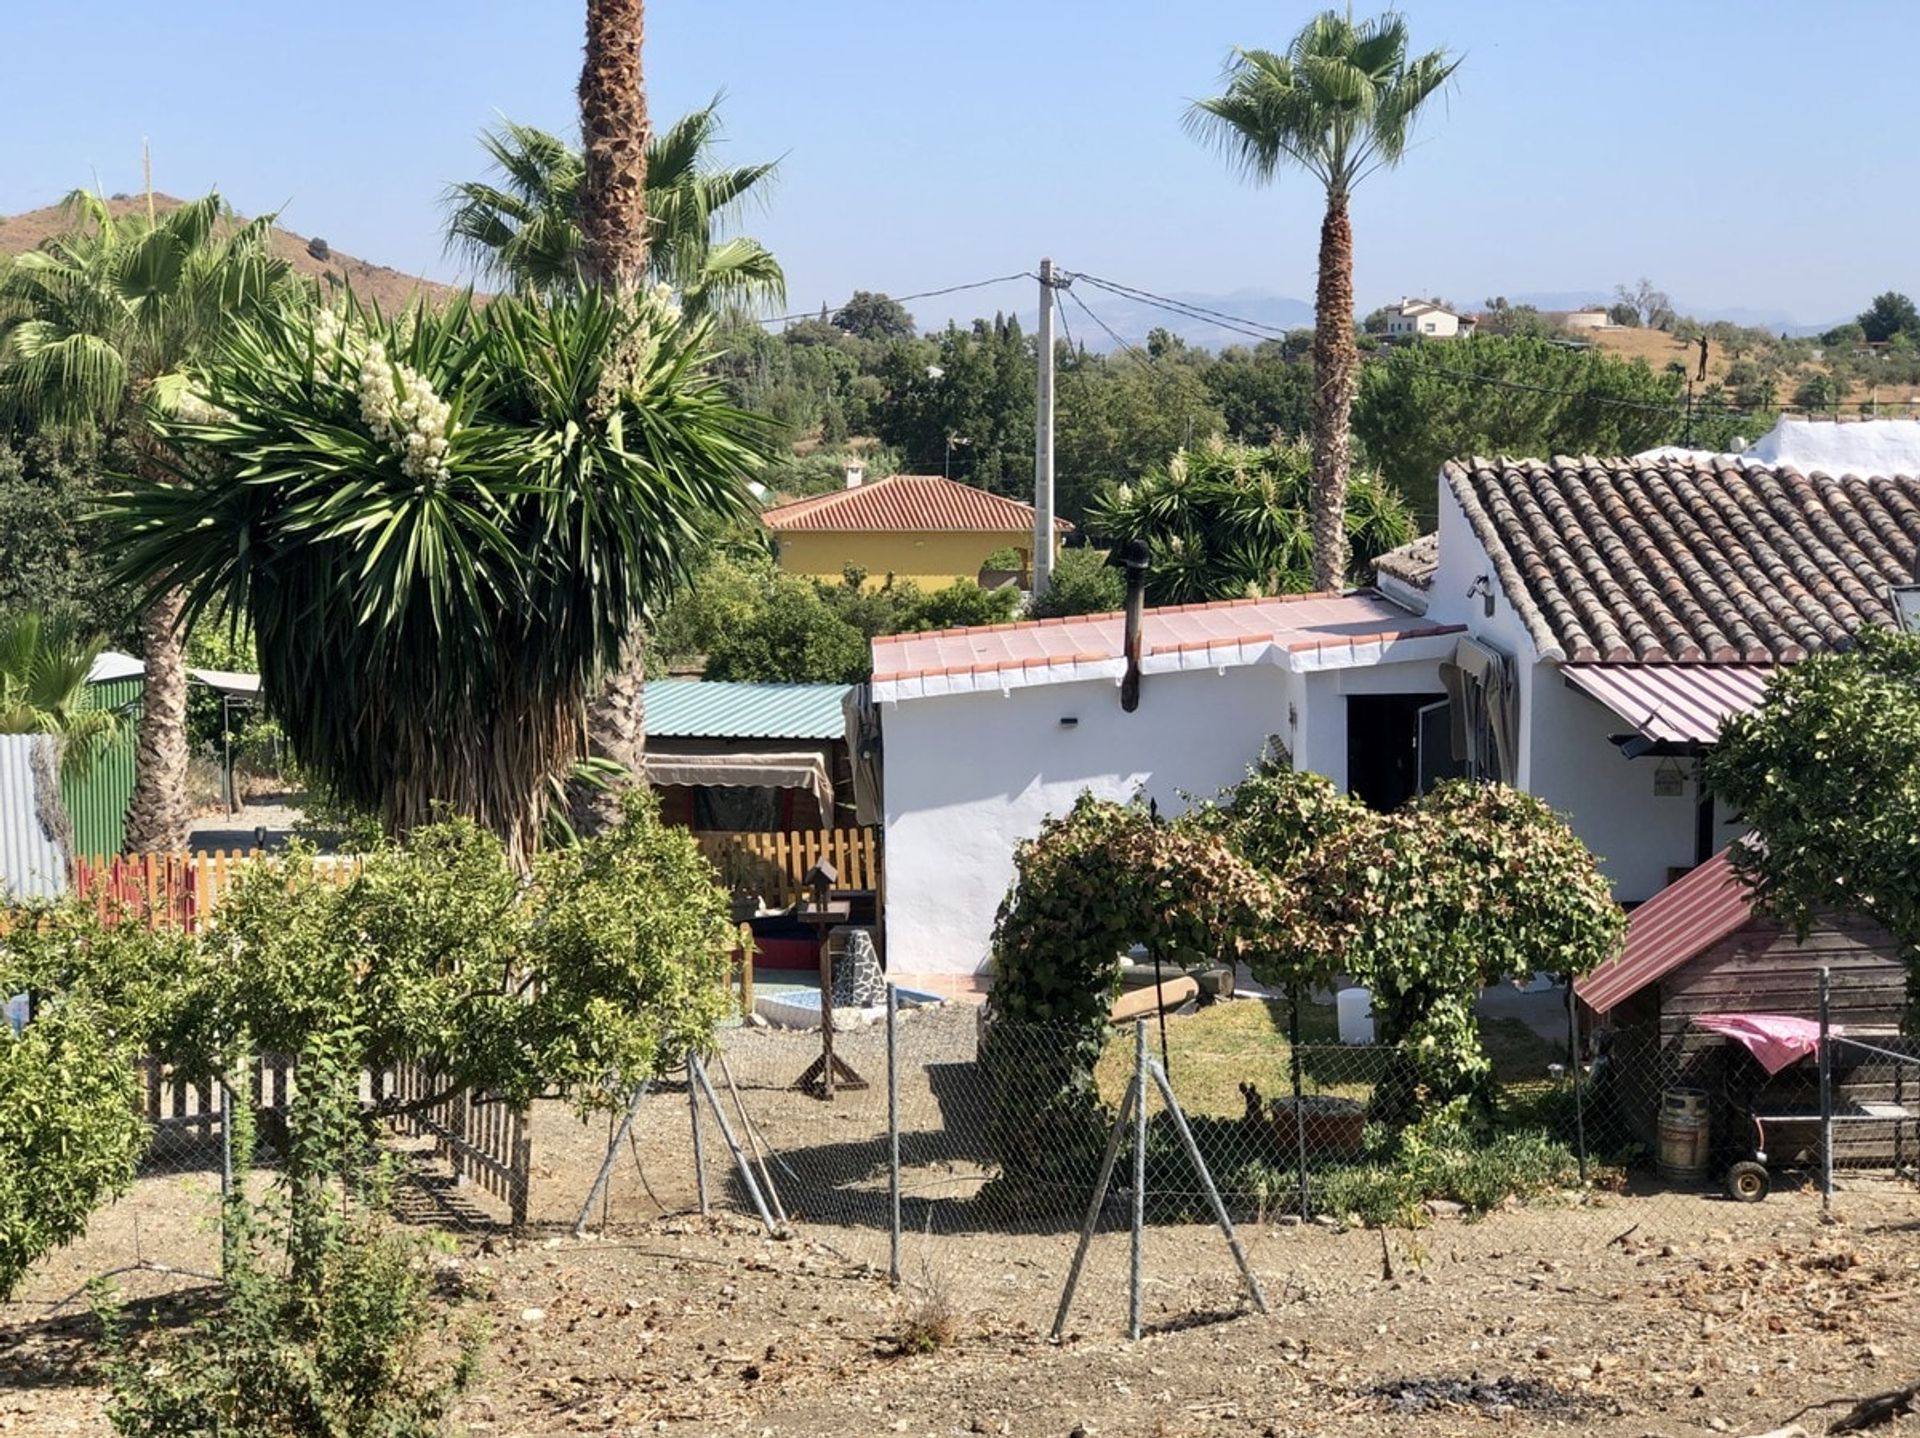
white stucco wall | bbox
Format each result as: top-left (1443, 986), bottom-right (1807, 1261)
top-left (1526, 675), bottom-right (1705, 902)
top-left (881, 664), bottom-right (1294, 978)
top-left (881, 643), bottom-right (1460, 979)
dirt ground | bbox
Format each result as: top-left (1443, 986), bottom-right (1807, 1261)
top-left (6, 1173), bottom-right (1919, 1437)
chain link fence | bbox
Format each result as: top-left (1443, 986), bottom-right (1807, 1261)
top-left (13, 971), bottom-right (1918, 1337)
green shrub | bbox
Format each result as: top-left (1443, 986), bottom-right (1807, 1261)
top-left (98, 1059), bottom-right (485, 1438)
top-left (1026, 546), bottom-right (1125, 619)
top-left (0, 996), bottom-right (148, 1300)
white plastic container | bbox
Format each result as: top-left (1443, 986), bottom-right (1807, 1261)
top-left (1336, 986), bottom-right (1375, 1045)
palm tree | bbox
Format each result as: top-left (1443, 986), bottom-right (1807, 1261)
top-left (443, 106), bottom-right (785, 317)
top-left (0, 610), bottom-right (124, 864)
top-left (109, 289), bottom-right (764, 866)
top-left (1187, 12), bottom-right (1457, 591)
top-left (0, 611), bottom-right (122, 779)
top-left (0, 191), bottom-right (291, 852)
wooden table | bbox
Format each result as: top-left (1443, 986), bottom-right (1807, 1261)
top-left (790, 900), bottom-right (868, 1099)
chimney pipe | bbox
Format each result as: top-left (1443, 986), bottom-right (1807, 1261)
top-left (843, 460), bottom-right (866, 489)
top-left (1120, 540), bottom-right (1149, 713)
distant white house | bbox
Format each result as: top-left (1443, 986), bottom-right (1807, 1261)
top-left (1561, 306), bottom-right (1613, 331)
top-left (867, 454), bottom-right (1920, 984)
top-left (1384, 298), bottom-right (1473, 339)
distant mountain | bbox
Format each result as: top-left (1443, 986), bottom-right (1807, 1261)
top-left (0, 193), bottom-right (460, 315)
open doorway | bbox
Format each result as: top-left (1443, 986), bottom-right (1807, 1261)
top-left (1345, 692), bottom-right (1464, 811)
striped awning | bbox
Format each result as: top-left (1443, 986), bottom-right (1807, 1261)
top-left (1576, 846), bottom-right (1755, 1013)
top-left (1561, 664), bottom-right (1773, 744)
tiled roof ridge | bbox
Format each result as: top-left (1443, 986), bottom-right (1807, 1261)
top-left (1445, 455), bottom-right (1920, 666)
top-left (760, 472), bottom-right (1069, 533)
top-left (868, 587), bottom-right (1354, 646)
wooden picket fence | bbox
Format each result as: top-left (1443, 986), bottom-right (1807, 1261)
top-left (70, 850), bottom-right (360, 932)
top-left (693, 827), bottom-right (882, 908)
top-left (386, 1061), bottom-right (531, 1226)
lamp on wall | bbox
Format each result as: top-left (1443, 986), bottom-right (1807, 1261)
top-left (1466, 574), bottom-right (1496, 618)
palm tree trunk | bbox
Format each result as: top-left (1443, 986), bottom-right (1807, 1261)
top-left (573, 0), bottom-right (654, 837)
top-left (578, 0), bottom-right (651, 295)
top-left (1309, 188), bottom-right (1358, 592)
top-left (570, 634), bottom-right (646, 835)
top-left (123, 587), bottom-right (192, 853)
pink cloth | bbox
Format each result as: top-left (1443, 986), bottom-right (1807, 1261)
top-left (1693, 1013), bottom-right (1826, 1074)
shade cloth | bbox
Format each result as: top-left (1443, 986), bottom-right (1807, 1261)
top-left (1693, 1012), bottom-right (1824, 1074)
top-left (642, 739), bottom-right (834, 818)
top-left (1438, 636), bottom-right (1518, 783)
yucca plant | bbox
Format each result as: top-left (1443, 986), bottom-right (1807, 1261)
top-left (1088, 435), bottom-right (1411, 606)
top-left (107, 288), bottom-right (765, 865)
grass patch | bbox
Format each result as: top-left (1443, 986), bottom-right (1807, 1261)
top-left (1093, 997), bottom-right (1566, 1119)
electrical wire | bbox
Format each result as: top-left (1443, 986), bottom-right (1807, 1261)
top-left (752, 271), bottom-right (1034, 328)
top-left (1061, 285), bottom-right (1156, 369)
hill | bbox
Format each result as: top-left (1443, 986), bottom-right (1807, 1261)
top-left (0, 192), bottom-right (462, 314)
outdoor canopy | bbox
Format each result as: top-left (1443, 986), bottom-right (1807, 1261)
top-left (641, 739), bottom-right (835, 818)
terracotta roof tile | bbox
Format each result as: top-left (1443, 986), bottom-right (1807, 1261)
top-left (870, 591), bottom-right (1462, 684)
top-left (761, 474), bottom-right (1073, 535)
top-left (1447, 456), bottom-right (1920, 663)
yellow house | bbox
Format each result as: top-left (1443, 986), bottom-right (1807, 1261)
top-left (761, 472), bottom-right (1070, 591)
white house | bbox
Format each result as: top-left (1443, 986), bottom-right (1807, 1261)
top-left (871, 454), bottom-right (1920, 985)
top-left (1384, 298), bottom-right (1472, 339)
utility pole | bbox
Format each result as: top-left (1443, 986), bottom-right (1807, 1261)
top-left (1032, 258), bottom-right (1057, 596)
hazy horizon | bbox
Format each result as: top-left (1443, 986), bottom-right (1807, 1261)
top-left (3, 1), bottom-right (1911, 339)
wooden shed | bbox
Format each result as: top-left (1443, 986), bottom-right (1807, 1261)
top-left (1575, 847), bottom-right (1916, 1170)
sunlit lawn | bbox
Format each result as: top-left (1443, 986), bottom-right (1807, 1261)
top-left (1094, 996), bottom-right (1565, 1119)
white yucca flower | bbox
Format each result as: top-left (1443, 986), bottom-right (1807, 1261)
top-left (356, 339), bottom-right (453, 482)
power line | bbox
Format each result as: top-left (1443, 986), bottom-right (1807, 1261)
top-left (1071, 271), bottom-right (1295, 344)
top-left (1060, 286), bottom-right (1156, 369)
top-left (752, 271), bottom-right (1034, 328)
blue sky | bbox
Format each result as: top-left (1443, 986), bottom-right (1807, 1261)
top-left (4, 1), bottom-right (1913, 332)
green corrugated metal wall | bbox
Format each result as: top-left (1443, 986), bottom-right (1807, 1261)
top-left (63, 675), bottom-right (141, 861)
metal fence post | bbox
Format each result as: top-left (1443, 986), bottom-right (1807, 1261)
top-left (1818, 966), bottom-right (1834, 1216)
top-left (1289, 987), bottom-right (1310, 1221)
top-left (688, 1060), bottom-right (710, 1217)
top-left (1568, 982), bottom-right (1587, 1183)
top-left (218, 1078), bottom-right (234, 1280)
top-left (887, 984), bottom-right (901, 1287)
top-left (1130, 1017), bottom-right (1147, 1341)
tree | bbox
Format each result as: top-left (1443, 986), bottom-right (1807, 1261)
top-left (0, 439), bottom-right (131, 639)
top-left (1204, 343), bottom-right (1313, 443)
top-left (1354, 336), bottom-right (1683, 521)
top-left (1606, 301), bottom-right (1641, 328)
top-left (1707, 628), bottom-right (1920, 1026)
top-left (1477, 297), bottom-right (1554, 339)
top-left (1188, 13), bottom-right (1459, 590)
top-left (442, 104), bottom-right (785, 317)
top-left (1857, 291), bottom-right (1919, 345)
top-left (702, 573), bottom-right (871, 684)
top-left (111, 290), bottom-right (764, 865)
top-left (1026, 545), bottom-right (1125, 619)
top-left (1794, 368), bottom-right (1840, 413)
top-left (1088, 434), bottom-right (1412, 604)
top-left (1613, 277), bottom-right (1675, 331)
top-left (0, 191), bottom-right (292, 853)
top-left (871, 315), bottom-right (1034, 493)
top-left (832, 291), bottom-right (916, 343)
top-left (1054, 347), bottom-right (1226, 523)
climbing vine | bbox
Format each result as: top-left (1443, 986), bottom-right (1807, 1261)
top-left (1297, 782), bottom-right (1624, 1122)
top-left (984, 792), bottom-right (1288, 1186)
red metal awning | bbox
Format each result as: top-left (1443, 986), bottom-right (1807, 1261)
top-left (1576, 846), bottom-right (1755, 1014)
top-left (1561, 664), bottom-right (1773, 744)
